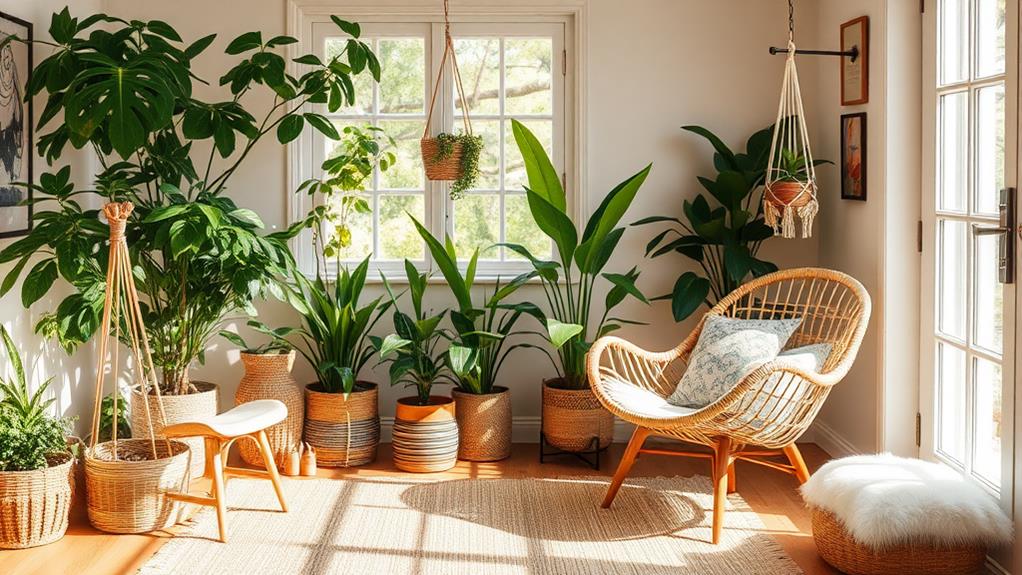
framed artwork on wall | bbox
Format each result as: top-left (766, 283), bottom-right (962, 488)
top-left (840, 16), bottom-right (869, 105)
top-left (0, 11), bottom-right (32, 238)
top-left (840, 112), bottom-right (867, 201)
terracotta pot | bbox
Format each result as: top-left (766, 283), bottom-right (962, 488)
top-left (131, 381), bottom-right (218, 478)
top-left (541, 378), bottom-right (614, 452)
top-left (765, 180), bottom-right (813, 208)
top-left (452, 387), bottom-right (512, 462)
top-left (304, 382), bottom-right (380, 467)
top-left (392, 396), bottom-right (459, 473)
top-left (0, 452), bottom-right (74, 549)
top-left (235, 351), bottom-right (303, 468)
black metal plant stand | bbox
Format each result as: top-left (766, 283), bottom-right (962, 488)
top-left (538, 431), bottom-right (605, 470)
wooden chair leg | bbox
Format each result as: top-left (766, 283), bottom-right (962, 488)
top-left (210, 440), bottom-right (228, 543)
top-left (726, 461), bottom-right (736, 494)
top-left (783, 443), bottom-right (811, 484)
top-left (601, 427), bottom-right (651, 509)
top-left (203, 437), bottom-right (217, 481)
top-left (256, 430), bottom-right (288, 513)
top-left (711, 436), bottom-right (733, 545)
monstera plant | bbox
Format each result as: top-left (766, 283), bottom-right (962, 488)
top-left (0, 9), bottom-right (380, 396)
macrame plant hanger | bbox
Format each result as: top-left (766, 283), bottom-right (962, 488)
top-left (763, 0), bottom-right (819, 239)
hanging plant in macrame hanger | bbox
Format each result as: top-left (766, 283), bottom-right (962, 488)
top-left (763, 0), bottom-right (823, 239)
top-left (421, 0), bottom-right (483, 200)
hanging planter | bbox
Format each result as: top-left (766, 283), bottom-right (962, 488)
top-left (420, 0), bottom-right (482, 199)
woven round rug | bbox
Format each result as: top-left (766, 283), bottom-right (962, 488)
top-left (139, 475), bottom-right (801, 575)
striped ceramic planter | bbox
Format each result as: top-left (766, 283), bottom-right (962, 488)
top-left (304, 382), bottom-right (379, 467)
top-left (392, 397), bottom-right (458, 473)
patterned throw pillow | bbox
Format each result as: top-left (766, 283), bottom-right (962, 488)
top-left (778, 343), bottom-right (833, 371)
top-left (667, 315), bottom-right (803, 408)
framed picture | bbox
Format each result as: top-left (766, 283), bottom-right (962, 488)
top-left (840, 112), bottom-right (867, 201)
top-left (840, 16), bottom-right (869, 105)
top-left (0, 11), bottom-right (32, 238)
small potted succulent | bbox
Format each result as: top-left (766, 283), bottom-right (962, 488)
top-left (421, 132), bottom-right (483, 199)
top-left (766, 148), bottom-right (815, 208)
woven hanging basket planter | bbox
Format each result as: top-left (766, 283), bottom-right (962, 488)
top-left (0, 452), bottom-right (75, 549)
top-left (811, 507), bottom-right (987, 575)
top-left (304, 382), bottom-right (380, 468)
top-left (392, 396), bottom-right (459, 473)
top-left (452, 387), bottom-right (512, 462)
top-left (542, 379), bottom-right (614, 452)
top-left (235, 351), bottom-right (303, 468)
top-left (421, 137), bottom-right (465, 181)
top-left (131, 381), bottom-right (218, 479)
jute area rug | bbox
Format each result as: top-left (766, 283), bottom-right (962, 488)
top-left (139, 475), bottom-right (802, 575)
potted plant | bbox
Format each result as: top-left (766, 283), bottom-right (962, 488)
top-left (767, 148), bottom-right (815, 207)
top-left (505, 120), bottom-right (650, 453)
top-left (373, 265), bottom-right (459, 473)
top-left (221, 322), bottom-right (302, 468)
top-left (421, 132), bottom-right (483, 199)
top-left (0, 10), bottom-right (381, 477)
top-left (409, 216), bottom-right (538, 461)
top-left (0, 326), bottom-right (75, 549)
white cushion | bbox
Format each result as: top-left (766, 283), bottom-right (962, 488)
top-left (165, 399), bottom-right (288, 438)
top-left (602, 378), bottom-right (696, 420)
top-left (778, 343), bottom-right (832, 371)
top-left (801, 454), bottom-right (1013, 549)
top-left (667, 315), bottom-right (802, 408)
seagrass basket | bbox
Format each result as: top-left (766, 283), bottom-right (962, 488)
top-left (132, 381), bottom-right (218, 478)
top-left (85, 439), bottom-right (191, 534)
top-left (304, 382), bottom-right (379, 467)
top-left (452, 387), bottom-right (511, 462)
top-left (0, 452), bottom-right (74, 549)
top-left (421, 137), bottom-right (464, 181)
top-left (236, 352), bottom-right (303, 467)
top-left (811, 507), bottom-right (987, 575)
top-left (542, 379), bottom-right (614, 452)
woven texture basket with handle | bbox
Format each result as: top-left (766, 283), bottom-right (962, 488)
top-left (235, 352), bottom-right (303, 467)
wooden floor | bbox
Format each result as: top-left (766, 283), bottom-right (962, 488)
top-left (0, 441), bottom-right (837, 575)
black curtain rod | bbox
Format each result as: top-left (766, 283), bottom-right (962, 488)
top-left (769, 45), bottom-right (860, 62)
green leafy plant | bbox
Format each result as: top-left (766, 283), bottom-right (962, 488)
top-left (0, 326), bottom-right (72, 472)
top-left (775, 148), bottom-right (813, 182)
top-left (503, 120), bottom-right (650, 390)
top-left (371, 263), bottom-right (454, 405)
top-left (409, 216), bottom-right (541, 395)
top-left (220, 320), bottom-right (295, 354)
top-left (433, 132), bottom-right (483, 199)
top-left (95, 393), bottom-right (132, 444)
top-left (0, 10), bottom-right (381, 395)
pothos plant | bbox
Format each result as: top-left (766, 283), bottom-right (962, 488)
top-left (0, 9), bottom-right (381, 395)
top-left (434, 132), bottom-right (483, 199)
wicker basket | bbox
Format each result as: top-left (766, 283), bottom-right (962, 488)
top-left (235, 352), bottom-right (303, 468)
top-left (811, 507), bottom-right (987, 575)
top-left (131, 381), bottom-right (218, 478)
top-left (452, 387), bottom-right (511, 462)
top-left (0, 452), bottom-right (74, 549)
top-left (304, 382), bottom-right (380, 468)
top-left (393, 396), bottom-right (459, 473)
top-left (85, 439), bottom-right (191, 534)
top-left (542, 379), bottom-right (614, 452)
top-left (421, 137), bottom-right (464, 181)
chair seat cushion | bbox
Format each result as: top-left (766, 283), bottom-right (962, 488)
top-left (163, 399), bottom-right (288, 438)
top-left (603, 378), bottom-right (696, 420)
top-left (800, 454), bottom-right (1013, 549)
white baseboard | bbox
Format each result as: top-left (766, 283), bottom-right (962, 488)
top-left (809, 421), bottom-right (860, 458)
top-left (379, 416), bottom-right (635, 443)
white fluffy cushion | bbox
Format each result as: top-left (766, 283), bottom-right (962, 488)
top-left (801, 453), bottom-right (1013, 549)
top-left (602, 377), bottom-right (696, 420)
top-left (667, 315), bottom-right (802, 408)
top-left (778, 343), bottom-right (832, 371)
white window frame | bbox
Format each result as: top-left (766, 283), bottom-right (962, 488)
top-left (287, 0), bottom-right (585, 281)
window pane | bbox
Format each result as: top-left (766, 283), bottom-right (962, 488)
top-left (378, 194), bottom-right (424, 260)
top-left (332, 200), bottom-right (373, 262)
top-left (327, 38), bottom-right (374, 114)
top-left (504, 38), bottom-right (553, 115)
top-left (973, 357), bottom-right (1002, 486)
top-left (974, 232), bottom-right (1003, 352)
top-left (505, 119), bottom-right (553, 191)
top-left (940, 0), bottom-right (970, 84)
top-left (937, 342), bottom-right (967, 464)
top-left (975, 84), bottom-right (1005, 215)
top-left (454, 38), bottom-right (500, 115)
top-left (454, 193), bottom-right (500, 260)
top-left (938, 219), bottom-right (967, 339)
top-left (939, 91), bottom-right (968, 212)
top-left (505, 193), bottom-right (552, 260)
top-left (976, 0), bottom-right (1006, 77)
top-left (379, 38), bottom-right (425, 114)
top-left (472, 120), bottom-right (501, 190)
top-left (378, 120), bottom-right (424, 190)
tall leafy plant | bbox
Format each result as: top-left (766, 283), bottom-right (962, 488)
top-left (0, 10), bottom-right (380, 395)
top-left (504, 120), bottom-right (650, 390)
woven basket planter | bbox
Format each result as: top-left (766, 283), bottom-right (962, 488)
top-left (421, 137), bottom-right (464, 181)
top-left (393, 396), bottom-right (459, 473)
top-left (131, 381), bottom-right (218, 478)
top-left (542, 379), bottom-right (614, 452)
top-left (235, 352), bottom-right (303, 468)
top-left (0, 452), bottom-right (74, 549)
top-left (811, 507), bottom-right (987, 575)
top-left (304, 382), bottom-right (380, 468)
top-left (452, 387), bottom-right (511, 462)
top-left (85, 439), bottom-right (191, 534)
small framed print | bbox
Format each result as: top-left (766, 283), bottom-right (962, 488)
top-left (840, 112), bottom-right (866, 201)
top-left (0, 11), bottom-right (32, 238)
top-left (840, 16), bottom-right (869, 106)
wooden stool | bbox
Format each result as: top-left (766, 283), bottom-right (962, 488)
top-left (163, 400), bottom-right (289, 542)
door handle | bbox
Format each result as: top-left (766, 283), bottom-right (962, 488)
top-left (971, 187), bottom-right (1015, 284)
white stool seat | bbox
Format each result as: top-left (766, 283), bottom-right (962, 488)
top-left (164, 399), bottom-right (287, 439)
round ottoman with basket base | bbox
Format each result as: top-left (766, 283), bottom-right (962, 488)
top-left (801, 454), bottom-right (1012, 575)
